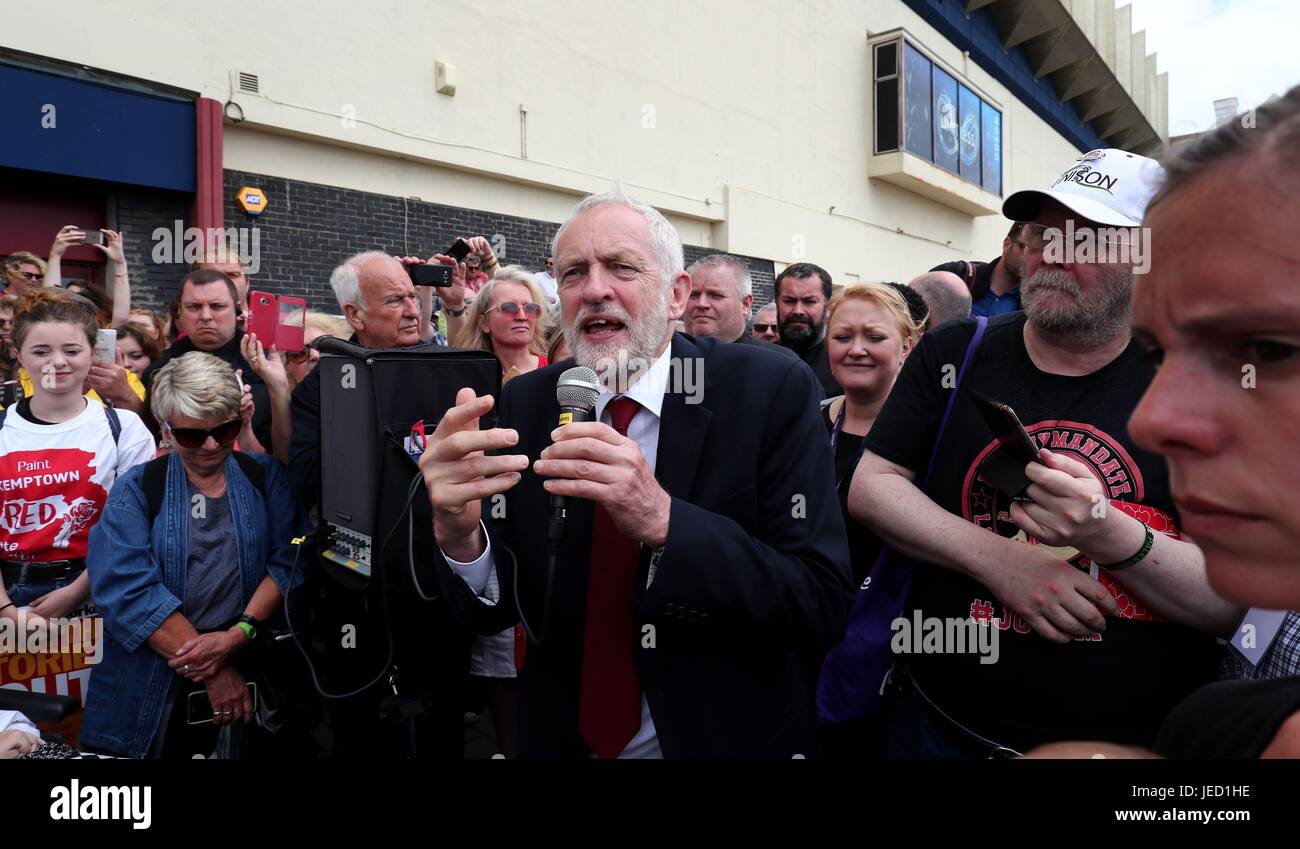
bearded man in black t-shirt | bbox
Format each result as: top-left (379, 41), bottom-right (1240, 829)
top-left (847, 149), bottom-right (1244, 756)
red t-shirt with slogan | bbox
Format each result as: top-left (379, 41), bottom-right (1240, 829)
top-left (0, 398), bottom-right (154, 563)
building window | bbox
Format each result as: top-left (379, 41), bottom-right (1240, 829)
top-left (903, 42), bottom-right (932, 161)
top-left (873, 41), bottom-right (900, 153)
top-left (874, 36), bottom-right (1002, 196)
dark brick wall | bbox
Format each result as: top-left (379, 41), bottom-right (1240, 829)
top-left (222, 169), bottom-right (566, 312)
top-left (222, 169), bottom-right (776, 313)
top-left (115, 188), bottom-right (190, 312)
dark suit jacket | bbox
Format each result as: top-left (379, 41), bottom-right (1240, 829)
top-left (431, 333), bottom-right (852, 758)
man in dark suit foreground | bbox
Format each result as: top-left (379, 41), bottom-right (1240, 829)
top-left (420, 189), bottom-right (851, 758)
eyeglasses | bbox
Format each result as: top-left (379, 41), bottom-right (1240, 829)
top-left (1017, 221), bottom-right (1135, 252)
top-left (486, 302), bottom-right (542, 317)
top-left (16, 272), bottom-right (41, 281)
top-left (165, 419), bottom-right (241, 449)
top-left (753, 323), bottom-right (779, 333)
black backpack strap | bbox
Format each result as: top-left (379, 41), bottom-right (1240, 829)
top-left (141, 453), bottom-right (267, 522)
top-left (141, 456), bottom-right (170, 522)
top-left (232, 452), bottom-right (267, 500)
top-left (0, 408), bottom-right (6, 428)
top-left (104, 405), bottom-right (121, 445)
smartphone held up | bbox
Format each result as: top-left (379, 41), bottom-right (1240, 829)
top-left (94, 328), bottom-right (117, 364)
top-left (247, 290), bottom-right (307, 352)
top-left (408, 264), bottom-right (454, 287)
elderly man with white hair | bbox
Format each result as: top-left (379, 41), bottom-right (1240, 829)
top-left (419, 188), bottom-right (852, 758)
top-left (287, 250), bottom-right (464, 510)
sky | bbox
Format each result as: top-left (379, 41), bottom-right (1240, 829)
top-left (1122, 0), bottom-right (1300, 135)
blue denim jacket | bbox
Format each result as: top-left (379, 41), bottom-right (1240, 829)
top-left (81, 451), bottom-right (307, 758)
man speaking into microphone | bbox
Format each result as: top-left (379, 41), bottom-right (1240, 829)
top-left (420, 188), bottom-right (851, 758)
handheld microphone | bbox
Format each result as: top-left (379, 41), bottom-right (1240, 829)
top-left (549, 366), bottom-right (601, 546)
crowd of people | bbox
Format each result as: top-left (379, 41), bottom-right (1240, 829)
top-left (2, 83), bottom-right (1299, 761)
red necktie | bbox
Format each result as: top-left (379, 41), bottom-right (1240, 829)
top-left (579, 396), bottom-right (644, 758)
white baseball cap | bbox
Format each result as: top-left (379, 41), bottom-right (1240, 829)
top-left (1002, 148), bottom-right (1165, 227)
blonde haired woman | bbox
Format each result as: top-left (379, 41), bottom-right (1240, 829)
top-left (822, 283), bottom-right (921, 584)
top-left (818, 282), bottom-right (920, 758)
top-left (453, 266), bottom-right (549, 381)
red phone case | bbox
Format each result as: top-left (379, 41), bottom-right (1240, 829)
top-left (247, 290), bottom-right (279, 347)
top-left (275, 295), bottom-right (307, 352)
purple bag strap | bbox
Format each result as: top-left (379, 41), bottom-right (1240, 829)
top-left (919, 316), bottom-right (987, 489)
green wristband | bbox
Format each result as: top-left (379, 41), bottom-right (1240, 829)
top-left (235, 621), bottom-right (257, 640)
top-left (1099, 523), bottom-right (1154, 571)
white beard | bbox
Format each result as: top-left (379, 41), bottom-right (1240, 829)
top-left (565, 284), bottom-right (671, 392)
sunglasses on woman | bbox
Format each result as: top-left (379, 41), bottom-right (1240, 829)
top-left (280, 339), bottom-right (323, 366)
top-left (166, 419), bottom-right (241, 449)
top-left (487, 302), bottom-right (543, 317)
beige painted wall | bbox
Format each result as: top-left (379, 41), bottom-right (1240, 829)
top-left (3, 0), bottom-right (1099, 283)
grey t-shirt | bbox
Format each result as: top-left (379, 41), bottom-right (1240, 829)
top-left (183, 479), bottom-right (243, 631)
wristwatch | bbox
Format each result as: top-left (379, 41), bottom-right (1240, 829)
top-left (234, 613), bottom-right (260, 641)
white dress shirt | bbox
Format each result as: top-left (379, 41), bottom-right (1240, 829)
top-left (445, 343), bottom-right (674, 758)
